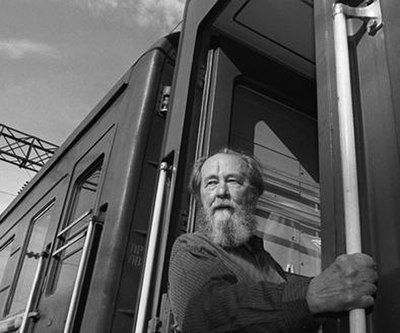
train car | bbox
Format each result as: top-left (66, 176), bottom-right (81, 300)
top-left (0, 0), bottom-right (399, 332)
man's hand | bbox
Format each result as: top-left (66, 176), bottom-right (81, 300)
top-left (306, 253), bottom-right (378, 314)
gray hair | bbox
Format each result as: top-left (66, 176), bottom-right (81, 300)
top-left (189, 148), bottom-right (264, 203)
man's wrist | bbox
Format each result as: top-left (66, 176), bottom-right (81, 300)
top-left (282, 277), bottom-right (318, 330)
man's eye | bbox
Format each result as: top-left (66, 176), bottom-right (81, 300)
top-left (205, 180), bottom-right (218, 187)
top-left (227, 178), bottom-right (241, 185)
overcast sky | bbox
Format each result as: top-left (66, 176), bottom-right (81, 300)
top-left (0, 0), bottom-right (185, 213)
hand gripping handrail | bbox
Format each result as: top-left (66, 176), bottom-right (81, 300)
top-left (332, 2), bottom-right (382, 333)
top-left (135, 162), bottom-right (170, 333)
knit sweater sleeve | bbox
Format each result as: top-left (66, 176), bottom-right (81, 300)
top-left (168, 234), bottom-right (321, 333)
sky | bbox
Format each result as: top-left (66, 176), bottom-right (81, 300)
top-left (0, 0), bottom-right (186, 214)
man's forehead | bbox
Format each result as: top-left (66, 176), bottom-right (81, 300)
top-left (201, 153), bottom-right (247, 176)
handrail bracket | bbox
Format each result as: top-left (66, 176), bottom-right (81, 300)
top-left (334, 0), bottom-right (383, 36)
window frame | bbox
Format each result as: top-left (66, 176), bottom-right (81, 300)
top-left (46, 156), bottom-right (104, 295)
top-left (5, 201), bottom-right (55, 316)
top-left (0, 236), bottom-right (15, 288)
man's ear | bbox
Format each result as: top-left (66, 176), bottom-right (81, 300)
top-left (247, 189), bottom-right (259, 208)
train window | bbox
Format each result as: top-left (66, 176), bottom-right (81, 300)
top-left (0, 237), bottom-right (14, 287)
top-left (50, 158), bottom-right (102, 295)
top-left (69, 161), bottom-right (102, 224)
top-left (230, 84), bottom-right (321, 276)
top-left (8, 203), bottom-right (54, 315)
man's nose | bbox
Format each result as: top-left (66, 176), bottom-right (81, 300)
top-left (216, 181), bottom-right (229, 197)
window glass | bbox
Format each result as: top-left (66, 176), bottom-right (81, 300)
top-left (55, 251), bottom-right (81, 298)
top-left (230, 84), bottom-right (321, 276)
top-left (0, 237), bottom-right (14, 285)
top-left (9, 204), bottom-right (53, 314)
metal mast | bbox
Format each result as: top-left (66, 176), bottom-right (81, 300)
top-left (0, 123), bottom-right (58, 172)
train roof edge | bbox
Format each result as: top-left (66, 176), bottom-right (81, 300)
top-left (0, 32), bottom-right (180, 222)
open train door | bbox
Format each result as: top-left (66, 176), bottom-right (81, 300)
top-left (143, 0), bottom-right (321, 331)
top-left (315, 1), bottom-right (400, 332)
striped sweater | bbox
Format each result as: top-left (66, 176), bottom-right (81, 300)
top-left (168, 232), bottom-right (321, 332)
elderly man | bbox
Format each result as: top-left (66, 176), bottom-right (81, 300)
top-left (169, 149), bottom-right (377, 332)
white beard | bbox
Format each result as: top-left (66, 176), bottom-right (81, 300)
top-left (198, 202), bottom-right (257, 248)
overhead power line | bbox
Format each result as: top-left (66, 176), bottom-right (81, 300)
top-left (0, 123), bottom-right (59, 172)
top-left (0, 189), bottom-right (17, 197)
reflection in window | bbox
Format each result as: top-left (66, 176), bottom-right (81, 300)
top-left (9, 204), bottom-right (53, 314)
top-left (0, 237), bottom-right (14, 285)
top-left (231, 84), bottom-right (321, 276)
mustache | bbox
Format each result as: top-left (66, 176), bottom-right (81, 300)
top-left (211, 199), bottom-right (236, 210)
top-left (208, 199), bottom-right (240, 215)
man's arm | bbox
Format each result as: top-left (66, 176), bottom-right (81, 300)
top-left (168, 234), bottom-right (320, 333)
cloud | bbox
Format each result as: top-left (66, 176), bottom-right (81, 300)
top-left (0, 39), bottom-right (60, 60)
top-left (135, 0), bottom-right (185, 30)
top-left (75, 0), bottom-right (120, 13)
top-left (75, 0), bottom-right (185, 32)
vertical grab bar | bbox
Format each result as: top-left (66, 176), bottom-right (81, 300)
top-left (63, 217), bottom-right (95, 333)
top-left (333, 4), bottom-right (365, 333)
top-left (135, 162), bottom-right (170, 333)
top-left (19, 251), bottom-right (47, 333)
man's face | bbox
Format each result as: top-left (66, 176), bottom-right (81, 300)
top-left (198, 153), bottom-right (257, 247)
top-left (200, 153), bottom-right (254, 212)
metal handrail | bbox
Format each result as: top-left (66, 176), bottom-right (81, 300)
top-left (52, 231), bottom-right (87, 258)
top-left (332, 2), bottom-right (383, 331)
top-left (134, 162), bottom-right (170, 333)
top-left (57, 210), bottom-right (92, 239)
top-left (19, 251), bottom-right (47, 333)
top-left (63, 217), bottom-right (96, 333)
top-left (64, 223), bottom-right (90, 243)
top-left (0, 313), bottom-right (24, 332)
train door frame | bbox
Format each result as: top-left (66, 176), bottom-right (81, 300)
top-left (144, 0), bottom-right (400, 332)
top-left (150, 0), bottom-right (319, 330)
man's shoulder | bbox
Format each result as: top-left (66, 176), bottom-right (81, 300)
top-left (173, 232), bottom-right (211, 249)
top-left (175, 231), bottom-right (204, 241)
top-left (172, 232), bottom-right (223, 258)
